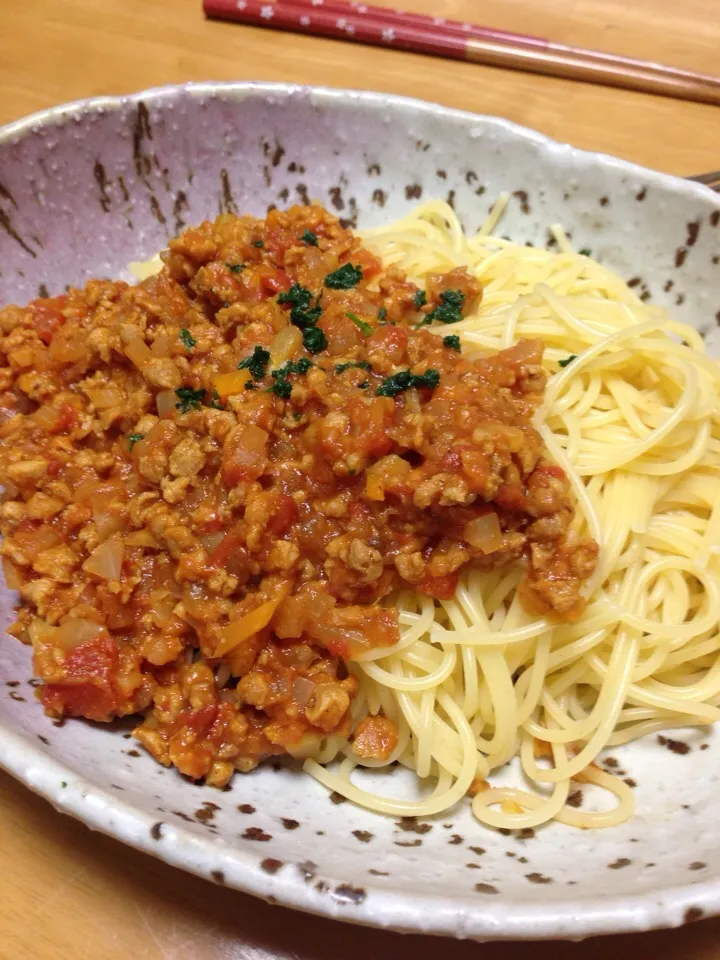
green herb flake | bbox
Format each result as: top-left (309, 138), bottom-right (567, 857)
top-left (302, 325), bottom-right (328, 355)
top-left (558, 354), bottom-right (578, 368)
top-left (252, 239), bottom-right (264, 248)
top-left (378, 307), bottom-right (387, 321)
top-left (301, 229), bottom-right (319, 246)
top-left (245, 382), bottom-right (258, 390)
top-left (376, 368), bottom-right (440, 397)
top-left (179, 328), bottom-right (196, 349)
top-left (335, 360), bottom-right (372, 374)
top-left (209, 390), bottom-right (224, 410)
top-left (238, 345), bottom-right (271, 380)
top-left (345, 312), bottom-right (373, 336)
top-left (267, 376), bottom-right (293, 400)
top-left (278, 282), bottom-right (323, 329)
top-left (61, 781), bottom-right (67, 788)
top-left (423, 289), bottom-right (466, 325)
top-left (578, 248), bottom-right (592, 257)
top-left (293, 411), bottom-right (303, 421)
top-left (175, 386), bottom-right (206, 413)
top-left (276, 358), bottom-right (313, 377)
top-left (324, 263), bottom-right (363, 290)
top-left (358, 381), bottom-right (369, 389)
top-left (413, 289), bottom-right (427, 309)
top-left (443, 334), bottom-right (461, 352)
top-left (127, 433), bottom-right (144, 449)
top-left (413, 369), bottom-right (440, 390)
top-left (226, 262), bottom-right (245, 274)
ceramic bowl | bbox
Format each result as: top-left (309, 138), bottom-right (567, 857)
top-left (1, 82), bottom-right (719, 941)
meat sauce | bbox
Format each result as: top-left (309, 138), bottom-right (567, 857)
top-left (0, 205), bottom-right (596, 785)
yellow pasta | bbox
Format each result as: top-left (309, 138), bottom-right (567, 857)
top-left (304, 198), bottom-right (720, 831)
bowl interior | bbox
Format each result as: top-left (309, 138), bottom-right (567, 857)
top-left (1, 83), bottom-right (720, 940)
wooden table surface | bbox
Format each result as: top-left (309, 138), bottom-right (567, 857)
top-left (1, 1), bottom-right (720, 957)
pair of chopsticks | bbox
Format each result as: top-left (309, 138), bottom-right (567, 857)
top-left (203, 0), bottom-right (720, 106)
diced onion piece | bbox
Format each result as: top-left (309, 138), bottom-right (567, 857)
top-left (12, 523), bottom-right (62, 560)
top-left (293, 675), bottom-right (316, 709)
top-left (49, 336), bottom-right (88, 365)
top-left (83, 536), bottom-right (124, 581)
top-left (125, 338), bottom-right (152, 367)
top-left (222, 423), bottom-right (268, 484)
top-left (214, 598), bottom-right (280, 658)
top-left (213, 369), bottom-right (251, 398)
top-left (2, 556), bottom-right (23, 590)
top-left (86, 385), bottom-right (124, 410)
top-left (199, 531), bottom-right (225, 553)
top-left (33, 405), bottom-right (63, 432)
top-left (91, 495), bottom-right (124, 539)
top-left (270, 326), bottom-right (302, 368)
top-left (404, 387), bottom-right (421, 413)
top-left (55, 618), bottom-right (103, 652)
top-left (156, 389), bottom-right (177, 418)
top-left (464, 513), bottom-right (504, 554)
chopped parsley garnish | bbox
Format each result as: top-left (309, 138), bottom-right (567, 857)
top-left (252, 239), bottom-right (264, 248)
top-left (378, 307), bottom-right (387, 321)
top-left (293, 411), bottom-right (303, 421)
top-left (175, 386), bottom-right (206, 413)
top-left (443, 334), bottom-right (461, 352)
top-left (303, 325), bottom-right (327, 354)
top-left (345, 312), bottom-right (373, 336)
top-left (267, 377), bottom-right (293, 400)
top-left (358, 381), bottom-right (369, 389)
top-left (278, 283), bottom-right (322, 329)
top-left (324, 263), bottom-right (363, 289)
top-left (578, 248), bottom-right (592, 257)
top-left (226, 262), bottom-right (245, 273)
top-left (245, 382), bottom-right (258, 390)
top-left (238, 345), bottom-right (270, 380)
top-left (558, 354), bottom-right (578, 368)
top-left (209, 390), bottom-right (224, 409)
top-left (423, 289), bottom-right (465, 325)
top-left (127, 433), bottom-right (144, 449)
top-left (301, 229), bottom-right (319, 246)
top-left (376, 368), bottom-right (440, 397)
top-left (335, 360), bottom-right (372, 374)
top-left (277, 358), bottom-right (313, 376)
top-left (179, 328), bottom-right (196, 349)
top-left (413, 289), bottom-right (427, 309)
top-left (267, 358), bottom-right (314, 400)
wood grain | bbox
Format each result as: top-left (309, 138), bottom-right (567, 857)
top-left (0, 1), bottom-right (719, 957)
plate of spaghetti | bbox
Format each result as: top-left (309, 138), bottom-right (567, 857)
top-left (0, 82), bottom-right (719, 940)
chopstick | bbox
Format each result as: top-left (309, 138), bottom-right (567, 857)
top-left (203, 0), bottom-right (720, 106)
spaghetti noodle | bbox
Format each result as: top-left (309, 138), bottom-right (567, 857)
top-left (305, 198), bottom-right (720, 830)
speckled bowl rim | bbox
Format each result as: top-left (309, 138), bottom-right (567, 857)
top-left (1, 81), bottom-right (719, 941)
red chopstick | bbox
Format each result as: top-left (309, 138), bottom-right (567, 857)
top-left (203, 0), bottom-right (720, 106)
